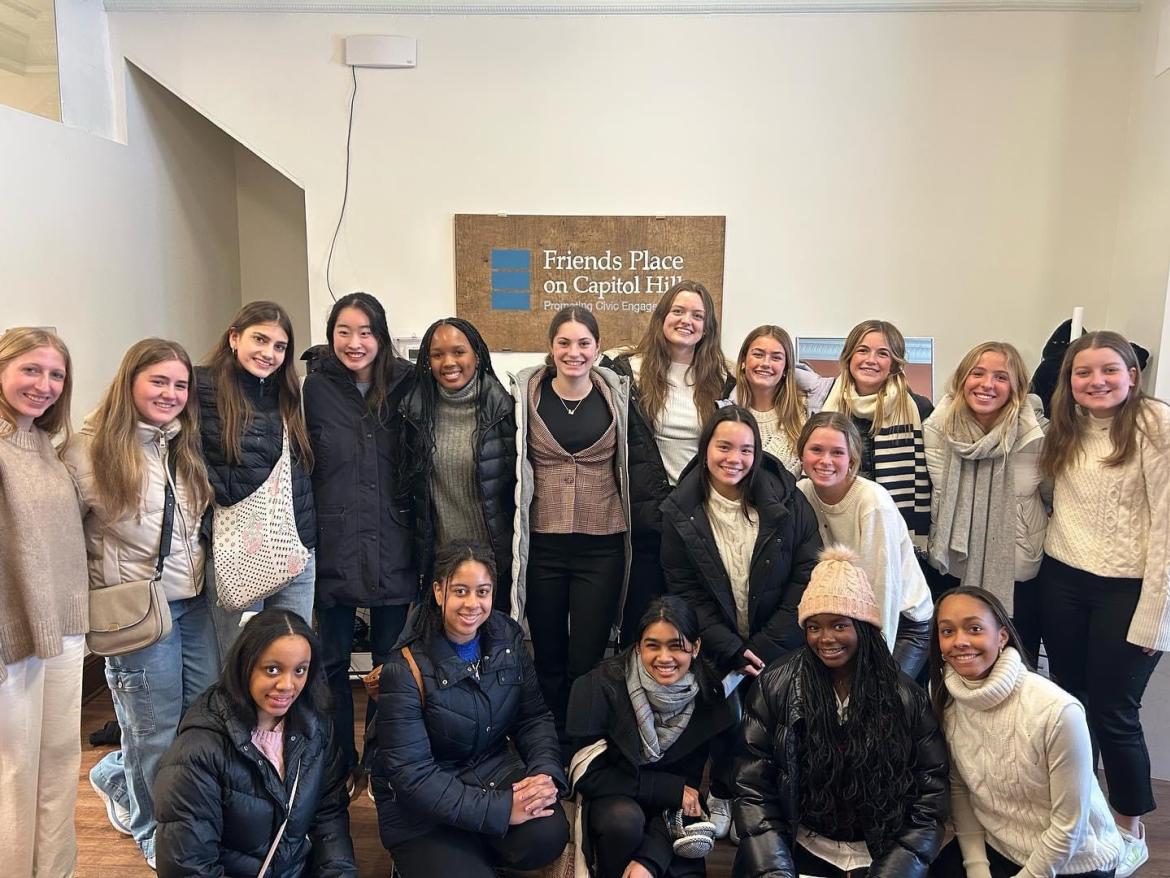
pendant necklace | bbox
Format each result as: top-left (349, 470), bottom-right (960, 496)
top-left (554, 383), bottom-right (592, 416)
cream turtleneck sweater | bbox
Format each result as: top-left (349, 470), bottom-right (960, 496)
top-left (1043, 401), bottom-right (1170, 651)
top-left (943, 647), bottom-right (1122, 878)
top-left (704, 489), bottom-right (759, 638)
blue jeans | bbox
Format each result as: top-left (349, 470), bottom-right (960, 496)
top-left (316, 602), bottom-right (408, 771)
top-left (90, 594), bottom-right (218, 861)
top-left (204, 549), bottom-right (316, 661)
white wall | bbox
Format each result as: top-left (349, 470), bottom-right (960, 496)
top-left (106, 11), bottom-right (1139, 385)
top-left (0, 64), bottom-right (241, 418)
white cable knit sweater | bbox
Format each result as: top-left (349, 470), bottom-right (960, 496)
top-left (1043, 401), bottom-right (1170, 651)
top-left (705, 489), bottom-right (759, 638)
top-left (943, 648), bottom-right (1122, 878)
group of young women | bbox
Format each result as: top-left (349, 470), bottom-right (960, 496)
top-left (0, 278), bottom-right (1165, 878)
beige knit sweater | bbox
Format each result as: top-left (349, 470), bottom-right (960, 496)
top-left (0, 421), bottom-right (88, 683)
top-left (705, 489), bottom-right (759, 638)
top-left (1044, 401), bottom-right (1170, 651)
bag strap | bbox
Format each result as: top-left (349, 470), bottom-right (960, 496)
top-left (257, 760), bottom-right (300, 878)
top-left (401, 645), bottom-right (425, 709)
top-left (154, 447), bottom-right (178, 579)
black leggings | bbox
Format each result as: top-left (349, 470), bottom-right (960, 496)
top-left (930, 837), bottom-right (1115, 877)
top-left (390, 801), bottom-right (569, 877)
top-left (588, 795), bottom-right (705, 878)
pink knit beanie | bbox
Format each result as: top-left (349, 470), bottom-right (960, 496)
top-left (797, 544), bottom-right (882, 628)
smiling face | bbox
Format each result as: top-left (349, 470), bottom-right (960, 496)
top-left (434, 560), bottom-right (494, 644)
top-left (936, 593), bottom-right (1009, 681)
top-left (848, 330), bottom-right (894, 396)
top-left (429, 324), bottom-right (477, 392)
top-left (805, 613), bottom-right (859, 672)
top-left (1070, 346), bottom-right (1137, 419)
top-left (706, 420), bottom-right (756, 500)
top-left (801, 426), bottom-right (854, 503)
top-left (230, 321), bottom-right (288, 380)
top-left (132, 358), bottom-right (190, 428)
top-left (741, 335), bottom-right (787, 400)
top-left (550, 320), bottom-right (598, 381)
top-left (962, 350), bottom-right (1013, 430)
top-left (661, 291), bottom-right (706, 359)
top-left (0, 345), bottom-right (67, 430)
top-left (637, 619), bottom-right (699, 686)
top-left (332, 305), bottom-right (379, 382)
top-left (249, 634), bottom-right (311, 732)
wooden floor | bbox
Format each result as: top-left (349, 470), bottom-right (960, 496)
top-left (75, 684), bottom-right (1168, 877)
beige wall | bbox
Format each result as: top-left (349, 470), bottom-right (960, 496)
top-left (107, 12), bottom-right (1140, 384)
top-left (0, 64), bottom-right (241, 418)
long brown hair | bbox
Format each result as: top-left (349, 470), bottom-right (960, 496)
top-left (629, 280), bottom-right (729, 430)
top-left (83, 339), bottom-right (212, 520)
top-left (1041, 330), bottom-right (1163, 478)
top-left (940, 341), bottom-right (1030, 454)
top-left (835, 319), bottom-right (915, 432)
top-left (203, 301), bottom-right (313, 471)
top-left (734, 325), bottom-right (806, 447)
top-left (0, 327), bottom-right (73, 439)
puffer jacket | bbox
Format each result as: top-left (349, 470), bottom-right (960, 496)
top-left (567, 653), bottom-right (735, 875)
top-left (371, 611), bottom-right (566, 849)
top-left (923, 393), bottom-right (1049, 584)
top-left (660, 454), bottom-right (822, 674)
top-left (153, 685), bottom-right (356, 878)
top-left (508, 363), bottom-right (632, 625)
top-left (734, 650), bottom-right (949, 878)
top-left (63, 416), bottom-right (205, 602)
top-left (400, 374), bottom-right (516, 593)
top-left (304, 352), bottom-right (416, 609)
top-left (195, 365), bottom-right (315, 548)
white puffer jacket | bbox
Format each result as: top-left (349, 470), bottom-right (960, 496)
top-left (923, 395), bottom-right (1049, 584)
top-left (63, 417), bottom-right (206, 602)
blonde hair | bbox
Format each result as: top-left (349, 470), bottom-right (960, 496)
top-left (1041, 331), bottom-right (1166, 477)
top-left (734, 325), bottom-right (806, 447)
top-left (797, 411), bottom-right (864, 481)
top-left (0, 327), bottom-right (73, 439)
top-left (941, 342), bottom-right (1030, 454)
top-left (836, 320), bottom-right (914, 432)
top-left (627, 280), bottom-right (729, 431)
top-left (79, 338), bottom-right (213, 520)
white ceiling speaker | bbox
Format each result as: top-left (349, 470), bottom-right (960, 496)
top-left (344, 35), bottom-right (417, 69)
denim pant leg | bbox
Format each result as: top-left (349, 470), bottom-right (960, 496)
top-left (202, 549), bottom-right (244, 663)
top-left (177, 594), bottom-right (219, 714)
top-left (263, 550), bottom-right (316, 625)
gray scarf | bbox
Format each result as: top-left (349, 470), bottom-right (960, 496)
top-left (928, 394), bottom-right (1018, 608)
top-left (625, 650), bottom-right (698, 764)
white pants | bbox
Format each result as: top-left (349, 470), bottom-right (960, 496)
top-left (0, 636), bottom-right (84, 878)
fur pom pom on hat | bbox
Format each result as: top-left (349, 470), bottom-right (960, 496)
top-left (797, 544), bottom-right (882, 628)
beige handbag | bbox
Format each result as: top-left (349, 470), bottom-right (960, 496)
top-left (86, 456), bottom-right (176, 657)
top-left (212, 426), bottom-right (309, 612)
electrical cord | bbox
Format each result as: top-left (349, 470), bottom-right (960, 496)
top-left (325, 64), bottom-right (359, 302)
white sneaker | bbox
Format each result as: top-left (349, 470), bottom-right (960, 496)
top-left (89, 773), bottom-right (132, 836)
top-left (1116, 823), bottom-right (1148, 878)
top-left (706, 794), bottom-right (731, 840)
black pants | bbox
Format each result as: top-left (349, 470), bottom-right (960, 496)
top-left (793, 843), bottom-right (869, 877)
top-left (526, 531), bottom-right (625, 736)
top-left (1040, 555), bottom-right (1162, 816)
top-left (316, 603), bottom-right (408, 772)
top-left (930, 837), bottom-right (1115, 877)
top-left (390, 801), bottom-right (569, 877)
top-left (620, 530), bottom-right (666, 647)
top-left (588, 796), bottom-right (705, 878)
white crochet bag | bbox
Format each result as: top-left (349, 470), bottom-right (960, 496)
top-left (212, 427), bottom-right (309, 611)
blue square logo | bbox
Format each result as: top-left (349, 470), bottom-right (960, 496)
top-left (490, 249), bottom-right (531, 310)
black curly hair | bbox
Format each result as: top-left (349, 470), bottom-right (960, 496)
top-left (797, 620), bottom-right (915, 855)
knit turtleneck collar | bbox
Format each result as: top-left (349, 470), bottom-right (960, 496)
top-left (944, 645), bottom-right (1024, 710)
top-left (1, 418), bottom-right (44, 450)
top-left (438, 374), bottom-right (479, 405)
top-left (1081, 411), bottom-right (1114, 432)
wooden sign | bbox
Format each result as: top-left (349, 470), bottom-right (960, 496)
top-left (454, 215), bottom-right (726, 351)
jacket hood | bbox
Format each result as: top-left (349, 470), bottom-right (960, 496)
top-left (1042, 319), bottom-right (1082, 360)
top-left (179, 683), bottom-right (321, 744)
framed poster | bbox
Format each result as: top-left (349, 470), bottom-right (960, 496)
top-left (454, 214), bottom-right (726, 351)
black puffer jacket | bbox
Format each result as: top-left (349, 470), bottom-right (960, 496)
top-left (303, 352), bottom-right (416, 609)
top-left (733, 650), bottom-right (949, 878)
top-left (400, 375), bottom-right (516, 593)
top-left (195, 365), bottom-right (315, 548)
top-left (153, 686), bottom-right (355, 878)
top-left (372, 611), bottom-right (566, 849)
top-left (567, 654), bottom-right (735, 876)
top-left (661, 455), bottom-right (822, 674)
